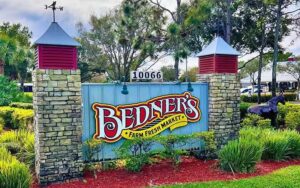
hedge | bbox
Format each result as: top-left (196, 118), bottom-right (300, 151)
top-left (286, 112), bottom-right (300, 130)
top-left (241, 93), bottom-right (297, 103)
top-left (277, 103), bottom-right (300, 128)
top-left (9, 102), bottom-right (33, 109)
top-left (12, 93), bottom-right (33, 104)
top-left (0, 107), bottom-right (33, 130)
top-left (240, 102), bottom-right (251, 119)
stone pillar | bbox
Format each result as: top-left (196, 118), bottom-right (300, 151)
top-left (198, 74), bottom-right (240, 148)
top-left (32, 69), bottom-right (83, 184)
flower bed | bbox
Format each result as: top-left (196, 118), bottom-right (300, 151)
top-left (31, 157), bottom-right (300, 188)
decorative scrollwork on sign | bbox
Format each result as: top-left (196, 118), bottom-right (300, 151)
top-left (92, 92), bottom-right (201, 143)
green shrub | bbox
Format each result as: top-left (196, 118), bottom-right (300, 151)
top-left (0, 146), bottom-right (32, 188)
top-left (0, 131), bottom-right (22, 153)
top-left (240, 127), bottom-right (300, 161)
top-left (241, 114), bottom-right (263, 127)
top-left (261, 132), bottom-right (290, 161)
top-left (240, 126), bottom-right (265, 141)
top-left (257, 119), bottom-right (272, 129)
top-left (241, 118), bottom-right (253, 127)
top-left (282, 130), bottom-right (300, 158)
top-left (240, 103), bottom-right (251, 119)
top-left (241, 115), bottom-right (271, 129)
top-left (0, 147), bottom-right (15, 162)
top-left (125, 155), bottom-right (150, 172)
top-left (277, 103), bottom-right (300, 125)
top-left (241, 93), bottom-right (296, 103)
top-left (156, 135), bottom-right (190, 166)
top-left (12, 92), bottom-right (33, 103)
top-left (0, 160), bottom-right (32, 188)
top-left (286, 111), bottom-right (300, 130)
top-left (102, 161), bottom-right (117, 170)
top-left (0, 76), bottom-right (22, 106)
top-left (116, 132), bottom-right (216, 171)
top-left (190, 132), bottom-right (216, 159)
top-left (116, 137), bottom-right (154, 172)
top-left (0, 120), bottom-right (3, 133)
top-left (284, 93), bottom-right (298, 101)
top-left (0, 107), bottom-right (15, 129)
top-left (219, 138), bottom-right (263, 173)
top-left (0, 107), bottom-right (34, 130)
top-left (83, 139), bottom-right (103, 162)
top-left (0, 130), bottom-right (35, 167)
top-left (17, 133), bottom-right (35, 168)
top-left (11, 108), bottom-right (34, 130)
top-left (277, 104), bottom-right (288, 124)
top-left (9, 102), bottom-right (33, 109)
top-left (191, 132), bottom-right (216, 152)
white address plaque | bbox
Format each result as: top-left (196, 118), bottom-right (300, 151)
top-left (130, 71), bottom-right (163, 81)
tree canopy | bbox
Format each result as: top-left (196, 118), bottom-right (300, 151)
top-left (0, 22), bottom-right (33, 86)
top-left (75, 0), bottom-right (300, 88)
top-left (77, 0), bottom-right (166, 82)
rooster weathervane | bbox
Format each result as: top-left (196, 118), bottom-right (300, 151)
top-left (45, 1), bottom-right (63, 22)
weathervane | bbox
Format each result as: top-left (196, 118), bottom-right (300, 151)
top-left (45, 1), bottom-right (63, 22)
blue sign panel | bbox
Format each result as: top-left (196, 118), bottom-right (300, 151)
top-left (82, 83), bottom-right (208, 160)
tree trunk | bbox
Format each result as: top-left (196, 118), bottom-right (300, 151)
top-left (258, 49), bottom-right (264, 104)
top-left (258, 5), bottom-right (267, 104)
top-left (175, 58), bottom-right (179, 81)
top-left (174, 0), bottom-right (181, 81)
top-left (225, 0), bottom-right (232, 44)
top-left (124, 62), bottom-right (131, 82)
top-left (298, 79), bottom-right (300, 100)
top-left (20, 77), bottom-right (25, 92)
top-left (272, 0), bottom-right (283, 97)
top-left (176, 0), bottom-right (182, 24)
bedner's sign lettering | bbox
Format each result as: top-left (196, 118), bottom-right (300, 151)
top-left (92, 92), bottom-right (201, 143)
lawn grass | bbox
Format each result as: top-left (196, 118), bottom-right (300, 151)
top-left (163, 165), bottom-right (300, 188)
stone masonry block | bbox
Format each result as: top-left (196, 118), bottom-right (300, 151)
top-left (197, 73), bottom-right (240, 148)
top-left (32, 69), bottom-right (83, 185)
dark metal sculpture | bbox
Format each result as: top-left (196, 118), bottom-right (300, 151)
top-left (248, 93), bottom-right (285, 128)
top-left (45, 1), bottom-right (63, 22)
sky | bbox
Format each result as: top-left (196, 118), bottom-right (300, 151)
top-left (0, 0), bottom-right (300, 71)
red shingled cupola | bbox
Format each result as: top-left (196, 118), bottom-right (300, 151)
top-left (197, 37), bottom-right (240, 74)
top-left (288, 55), bottom-right (296, 62)
top-left (34, 22), bottom-right (80, 70)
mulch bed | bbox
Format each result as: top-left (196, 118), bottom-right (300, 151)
top-left (32, 157), bottom-right (300, 188)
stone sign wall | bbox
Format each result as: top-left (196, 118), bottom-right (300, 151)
top-left (32, 70), bottom-right (240, 185)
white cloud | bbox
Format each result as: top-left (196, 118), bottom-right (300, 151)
top-left (0, 0), bottom-right (122, 40)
